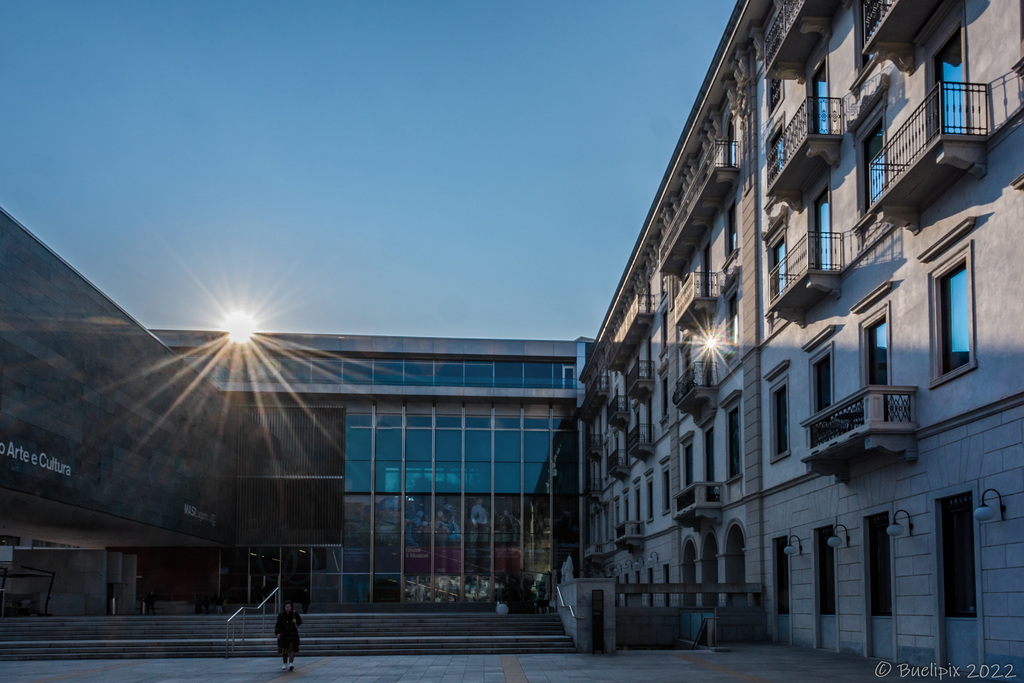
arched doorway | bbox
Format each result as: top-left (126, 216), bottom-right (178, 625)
top-left (681, 539), bottom-right (697, 606)
top-left (699, 533), bottom-right (719, 606)
top-left (723, 525), bottom-right (745, 605)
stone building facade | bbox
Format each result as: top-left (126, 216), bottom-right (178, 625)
top-left (580, 0), bottom-right (1024, 668)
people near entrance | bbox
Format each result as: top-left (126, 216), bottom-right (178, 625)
top-left (470, 498), bottom-right (488, 526)
top-left (143, 592), bottom-right (156, 615)
top-left (275, 600), bottom-right (302, 671)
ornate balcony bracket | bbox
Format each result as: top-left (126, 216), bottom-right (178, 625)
top-left (874, 42), bottom-right (915, 74)
top-left (773, 62), bottom-right (806, 83)
top-left (878, 206), bottom-right (920, 235)
top-left (807, 138), bottom-right (841, 167)
top-left (767, 190), bottom-right (804, 213)
top-left (936, 140), bottom-right (987, 178)
top-left (800, 16), bottom-right (831, 40)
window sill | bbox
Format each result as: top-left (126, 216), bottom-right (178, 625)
top-left (725, 473), bottom-right (742, 485)
top-left (770, 450), bottom-right (791, 464)
top-left (929, 358), bottom-right (978, 389)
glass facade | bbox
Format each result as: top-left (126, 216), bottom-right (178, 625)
top-left (225, 404), bottom-right (580, 605)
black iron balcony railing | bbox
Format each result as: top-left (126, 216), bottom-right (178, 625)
top-left (626, 360), bottom-right (654, 389)
top-left (627, 423), bottom-right (654, 454)
top-left (767, 97), bottom-right (843, 187)
top-left (674, 481), bottom-right (722, 513)
top-left (768, 231), bottom-right (843, 303)
top-left (607, 448), bottom-right (627, 474)
top-left (672, 360), bottom-right (718, 405)
top-left (612, 292), bottom-right (655, 345)
top-left (608, 393), bottom-right (629, 416)
top-left (585, 432), bottom-right (605, 455)
top-left (674, 270), bottom-right (720, 316)
top-left (868, 82), bottom-right (989, 205)
top-left (585, 473), bottom-right (603, 496)
top-left (863, 0), bottom-right (891, 41)
top-left (808, 387), bottom-right (915, 448)
top-left (765, 0), bottom-right (806, 68)
top-left (661, 140), bottom-right (738, 264)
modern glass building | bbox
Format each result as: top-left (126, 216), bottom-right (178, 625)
top-left (154, 330), bottom-right (584, 608)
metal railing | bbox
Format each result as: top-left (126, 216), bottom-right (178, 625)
top-left (808, 386), bottom-right (916, 448)
top-left (585, 432), bottom-right (605, 455)
top-left (626, 360), bottom-right (654, 391)
top-left (765, 0), bottom-right (806, 67)
top-left (615, 520), bottom-right (644, 542)
top-left (674, 271), bottom-right (720, 317)
top-left (674, 481), bottom-right (723, 512)
top-left (661, 140), bottom-right (738, 264)
top-left (226, 587), bottom-right (279, 657)
top-left (607, 394), bottom-right (629, 420)
top-left (672, 360), bottom-right (718, 405)
top-left (607, 449), bottom-right (627, 473)
top-left (869, 82), bottom-right (988, 205)
top-left (767, 97), bottom-right (843, 187)
top-left (768, 231), bottom-right (843, 303)
top-left (627, 423), bottom-right (654, 454)
top-left (863, 0), bottom-right (892, 42)
top-left (555, 584), bottom-right (577, 620)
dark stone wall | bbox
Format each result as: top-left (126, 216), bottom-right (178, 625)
top-left (0, 207), bottom-right (237, 544)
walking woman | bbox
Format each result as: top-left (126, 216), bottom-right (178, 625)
top-left (274, 600), bottom-right (302, 671)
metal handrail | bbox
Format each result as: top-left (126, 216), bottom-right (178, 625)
top-left (225, 587), bottom-right (279, 658)
top-left (765, 0), bottom-right (806, 67)
top-left (768, 97), bottom-right (844, 187)
top-left (555, 584), bottom-right (579, 620)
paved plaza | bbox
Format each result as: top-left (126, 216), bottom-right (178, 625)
top-left (0, 644), bottom-right (960, 682)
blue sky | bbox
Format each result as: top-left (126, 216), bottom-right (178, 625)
top-left (0, 0), bottom-right (735, 341)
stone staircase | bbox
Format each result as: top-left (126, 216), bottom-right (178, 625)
top-left (0, 612), bottom-right (575, 660)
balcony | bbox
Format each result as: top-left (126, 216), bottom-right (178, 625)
top-left (863, 0), bottom-right (945, 73)
top-left (660, 140), bottom-right (740, 274)
top-left (627, 423), bottom-right (655, 461)
top-left (626, 360), bottom-right (655, 400)
top-left (607, 394), bottom-right (629, 430)
top-left (673, 481), bottom-right (724, 527)
top-left (672, 360), bottom-right (719, 420)
top-left (607, 449), bottom-right (629, 479)
top-left (584, 541), bottom-right (614, 562)
top-left (674, 271), bottom-right (720, 332)
top-left (584, 473), bottom-right (604, 502)
top-left (765, 0), bottom-right (844, 81)
top-left (581, 372), bottom-right (610, 420)
top-left (767, 231), bottom-right (843, 326)
top-left (867, 83), bottom-right (989, 233)
top-left (801, 385), bottom-right (918, 482)
top-left (609, 292), bottom-right (655, 371)
top-left (585, 432), bottom-right (605, 460)
top-left (767, 97), bottom-right (843, 208)
top-left (614, 520), bottom-right (644, 551)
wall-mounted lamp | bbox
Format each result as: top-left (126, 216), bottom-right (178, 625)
top-left (613, 563), bottom-right (620, 573)
top-left (886, 510), bottom-right (914, 537)
top-left (633, 557), bottom-right (643, 569)
top-left (646, 551), bottom-right (660, 566)
top-left (827, 524), bottom-right (850, 548)
top-left (783, 535), bottom-right (802, 556)
top-left (974, 489), bottom-right (1006, 522)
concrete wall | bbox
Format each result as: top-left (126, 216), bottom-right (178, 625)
top-left (3, 548), bottom-right (136, 616)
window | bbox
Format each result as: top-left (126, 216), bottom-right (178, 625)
top-left (727, 408), bottom-right (741, 479)
top-left (684, 443), bottom-right (694, 486)
top-left (770, 239), bottom-right (787, 301)
top-left (727, 294), bottom-right (739, 348)
top-left (864, 122), bottom-right (885, 207)
top-left (646, 480), bottom-right (654, 519)
top-left (817, 525), bottom-right (837, 615)
top-left (661, 377), bottom-right (669, 419)
top-left (940, 263), bottom-right (970, 374)
top-left (773, 385), bottom-right (789, 457)
top-left (812, 189), bottom-right (832, 270)
top-left (942, 493), bottom-right (976, 617)
top-left (774, 536), bottom-right (790, 614)
top-left (813, 354), bottom-right (832, 413)
top-left (769, 78), bottom-right (782, 113)
top-left (936, 29), bottom-right (966, 133)
top-left (867, 320), bottom-right (889, 385)
top-left (726, 203), bottom-right (738, 256)
top-left (703, 428), bottom-right (715, 482)
top-left (868, 512), bottom-right (893, 616)
top-left (661, 311), bottom-right (668, 348)
top-left (812, 64), bottom-right (830, 134)
top-left (662, 470), bottom-right (670, 513)
top-left (770, 128), bottom-right (784, 178)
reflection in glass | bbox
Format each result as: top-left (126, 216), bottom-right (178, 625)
top-left (434, 496), bottom-right (462, 573)
top-left (466, 497), bottom-right (491, 573)
top-left (524, 495), bottom-right (551, 573)
top-left (374, 495), bottom-right (401, 572)
top-left (343, 496), bottom-right (371, 572)
top-left (465, 574), bottom-right (491, 602)
top-left (434, 574), bottom-right (461, 602)
top-left (342, 574), bottom-right (370, 603)
top-left (404, 494), bottom-right (431, 574)
top-left (494, 496), bottom-right (522, 573)
top-left (404, 574), bottom-right (432, 602)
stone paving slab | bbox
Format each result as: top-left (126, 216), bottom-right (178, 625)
top-left (0, 644), bottom-right (958, 682)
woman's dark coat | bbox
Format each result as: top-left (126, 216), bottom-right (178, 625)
top-left (275, 610), bottom-right (302, 653)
